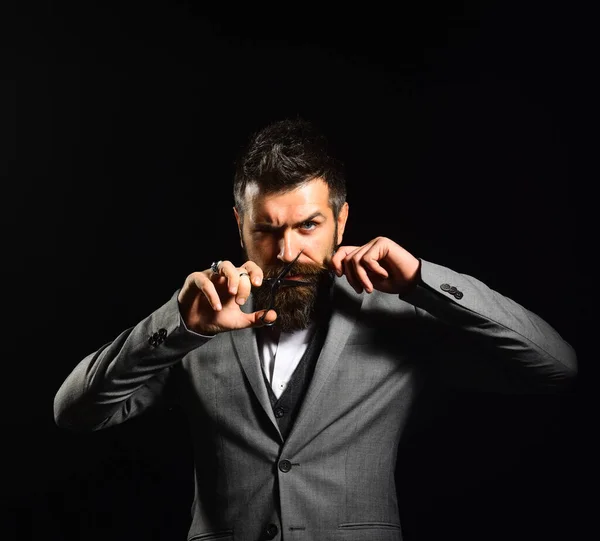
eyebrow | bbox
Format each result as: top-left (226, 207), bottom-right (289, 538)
top-left (254, 211), bottom-right (327, 230)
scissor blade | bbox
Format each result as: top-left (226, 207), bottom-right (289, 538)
top-left (261, 278), bottom-right (312, 287)
top-left (274, 249), bottom-right (304, 281)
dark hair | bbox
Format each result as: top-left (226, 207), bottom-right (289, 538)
top-left (233, 118), bottom-right (347, 218)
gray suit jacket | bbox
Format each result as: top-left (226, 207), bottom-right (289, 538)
top-left (54, 259), bottom-right (577, 541)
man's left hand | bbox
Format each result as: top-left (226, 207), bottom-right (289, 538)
top-left (330, 237), bottom-right (420, 295)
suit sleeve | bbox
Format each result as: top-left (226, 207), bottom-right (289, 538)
top-left (400, 258), bottom-right (578, 394)
top-left (53, 289), bottom-right (212, 431)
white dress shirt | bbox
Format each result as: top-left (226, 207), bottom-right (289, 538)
top-left (257, 322), bottom-right (316, 399)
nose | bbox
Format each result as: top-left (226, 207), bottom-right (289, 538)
top-left (277, 232), bottom-right (302, 263)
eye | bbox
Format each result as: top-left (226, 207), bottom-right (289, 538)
top-left (300, 221), bottom-right (317, 231)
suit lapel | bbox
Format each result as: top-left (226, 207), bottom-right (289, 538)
top-left (230, 278), bottom-right (363, 446)
top-left (230, 297), bottom-right (283, 442)
top-left (285, 278), bottom-right (363, 447)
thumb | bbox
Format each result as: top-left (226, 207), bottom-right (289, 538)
top-left (246, 309), bottom-right (278, 328)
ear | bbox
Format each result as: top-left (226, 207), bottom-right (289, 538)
top-left (233, 207), bottom-right (244, 247)
top-left (336, 202), bottom-right (349, 246)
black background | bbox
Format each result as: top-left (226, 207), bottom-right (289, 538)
top-left (2, 1), bottom-right (591, 540)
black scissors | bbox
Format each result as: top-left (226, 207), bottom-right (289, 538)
top-left (258, 250), bottom-right (311, 326)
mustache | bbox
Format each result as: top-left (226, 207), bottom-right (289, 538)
top-left (262, 261), bottom-right (329, 281)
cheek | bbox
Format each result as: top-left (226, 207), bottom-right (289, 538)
top-left (243, 236), bottom-right (276, 264)
top-left (303, 234), bottom-right (336, 265)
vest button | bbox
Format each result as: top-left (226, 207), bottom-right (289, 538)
top-left (274, 407), bottom-right (285, 418)
top-left (278, 459), bottom-right (292, 473)
top-left (265, 523), bottom-right (279, 538)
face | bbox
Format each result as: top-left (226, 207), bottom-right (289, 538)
top-left (234, 178), bottom-right (349, 332)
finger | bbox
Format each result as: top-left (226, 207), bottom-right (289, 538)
top-left (216, 260), bottom-right (242, 295)
top-left (354, 263), bottom-right (388, 294)
top-left (191, 271), bottom-right (223, 311)
top-left (341, 243), bottom-right (375, 293)
top-left (352, 260), bottom-right (374, 293)
top-left (362, 259), bottom-right (390, 291)
top-left (340, 255), bottom-right (363, 294)
top-left (355, 248), bottom-right (390, 293)
top-left (361, 254), bottom-right (390, 278)
top-left (236, 270), bottom-right (252, 305)
top-left (240, 260), bottom-right (264, 287)
top-left (331, 245), bottom-right (359, 276)
top-left (335, 252), bottom-right (360, 293)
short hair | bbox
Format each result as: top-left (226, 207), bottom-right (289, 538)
top-left (233, 117), bottom-right (347, 218)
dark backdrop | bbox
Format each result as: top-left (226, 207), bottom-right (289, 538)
top-left (2, 1), bottom-right (590, 540)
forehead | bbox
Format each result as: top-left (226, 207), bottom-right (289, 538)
top-left (244, 179), bottom-right (332, 223)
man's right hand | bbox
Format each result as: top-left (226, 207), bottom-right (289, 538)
top-left (176, 259), bottom-right (276, 336)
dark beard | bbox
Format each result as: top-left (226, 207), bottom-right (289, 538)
top-left (253, 262), bottom-right (333, 332)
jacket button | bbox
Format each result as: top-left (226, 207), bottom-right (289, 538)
top-left (454, 291), bottom-right (464, 299)
top-left (265, 523), bottom-right (279, 538)
top-left (278, 459), bottom-right (292, 473)
top-left (274, 407), bottom-right (285, 418)
top-left (440, 283), bottom-right (451, 292)
top-left (158, 328), bottom-right (167, 338)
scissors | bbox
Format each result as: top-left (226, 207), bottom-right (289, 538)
top-left (258, 249), bottom-right (311, 326)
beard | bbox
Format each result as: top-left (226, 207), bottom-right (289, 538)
top-left (253, 261), bottom-right (333, 332)
top-left (240, 224), bottom-right (339, 332)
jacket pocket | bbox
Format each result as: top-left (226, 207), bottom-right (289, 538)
top-left (338, 522), bottom-right (401, 530)
top-left (188, 529), bottom-right (234, 541)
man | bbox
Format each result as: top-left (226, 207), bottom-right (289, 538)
top-left (54, 118), bottom-right (577, 541)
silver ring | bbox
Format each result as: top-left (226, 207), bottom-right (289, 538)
top-left (210, 260), bottom-right (222, 273)
top-left (239, 272), bottom-right (249, 278)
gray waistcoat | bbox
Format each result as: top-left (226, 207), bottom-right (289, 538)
top-left (260, 320), bottom-right (328, 440)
